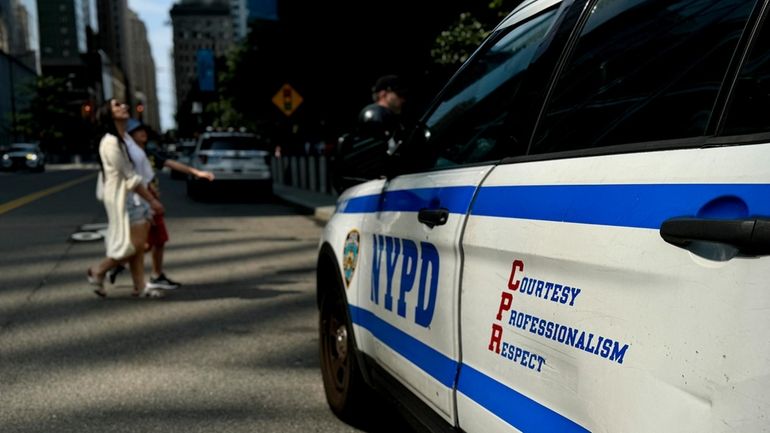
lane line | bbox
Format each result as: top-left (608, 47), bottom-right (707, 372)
top-left (0, 173), bottom-right (97, 216)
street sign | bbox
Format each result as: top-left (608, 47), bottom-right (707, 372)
top-left (272, 84), bottom-right (303, 116)
top-left (197, 49), bottom-right (216, 92)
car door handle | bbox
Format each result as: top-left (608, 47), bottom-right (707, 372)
top-left (660, 217), bottom-right (770, 255)
top-left (418, 208), bottom-right (449, 228)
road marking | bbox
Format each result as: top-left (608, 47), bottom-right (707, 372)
top-left (0, 173), bottom-right (97, 216)
top-left (71, 231), bottom-right (104, 242)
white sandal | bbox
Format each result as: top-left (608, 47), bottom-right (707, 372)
top-left (142, 286), bottom-right (165, 298)
top-left (87, 269), bottom-right (107, 298)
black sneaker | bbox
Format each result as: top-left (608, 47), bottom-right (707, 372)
top-left (107, 264), bottom-right (125, 285)
top-left (149, 273), bottom-right (181, 290)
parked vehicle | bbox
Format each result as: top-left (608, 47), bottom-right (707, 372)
top-left (318, 0), bottom-right (770, 432)
top-left (170, 141), bottom-right (197, 180)
top-left (186, 131), bottom-right (272, 198)
top-left (1, 143), bottom-right (45, 172)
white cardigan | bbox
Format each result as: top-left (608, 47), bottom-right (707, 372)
top-left (99, 133), bottom-right (143, 260)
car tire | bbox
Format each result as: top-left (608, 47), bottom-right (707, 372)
top-left (319, 286), bottom-right (372, 424)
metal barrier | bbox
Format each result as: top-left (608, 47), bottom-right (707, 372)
top-left (271, 155), bottom-right (336, 196)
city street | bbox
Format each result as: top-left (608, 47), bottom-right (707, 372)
top-left (0, 168), bottom-right (407, 433)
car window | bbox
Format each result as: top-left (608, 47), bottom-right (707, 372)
top-left (200, 137), bottom-right (266, 151)
top-left (181, 145), bottom-right (196, 155)
top-left (531, 0), bottom-right (756, 154)
top-left (10, 144), bottom-right (37, 152)
top-left (423, 8), bottom-right (558, 168)
top-left (721, 9), bottom-right (770, 135)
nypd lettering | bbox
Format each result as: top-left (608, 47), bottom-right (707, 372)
top-left (488, 259), bottom-right (631, 369)
top-left (371, 234), bottom-right (440, 328)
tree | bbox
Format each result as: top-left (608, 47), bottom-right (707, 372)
top-left (431, 12), bottom-right (488, 66)
top-left (203, 1), bottom-right (528, 148)
top-left (13, 76), bottom-right (93, 156)
top-left (431, 0), bottom-right (526, 67)
top-left (205, 44), bottom-right (252, 130)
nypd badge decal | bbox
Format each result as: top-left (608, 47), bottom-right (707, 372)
top-left (342, 230), bottom-right (360, 287)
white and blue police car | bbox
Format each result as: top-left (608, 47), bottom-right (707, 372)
top-left (317, 0), bottom-right (770, 432)
top-left (187, 130), bottom-right (272, 198)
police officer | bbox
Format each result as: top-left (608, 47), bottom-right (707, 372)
top-left (358, 75), bottom-right (407, 148)
top-left (333, 75), bottom-right (408, 193)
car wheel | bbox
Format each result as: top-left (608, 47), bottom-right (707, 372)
top-left (319, 287), bottom-right (371, 423)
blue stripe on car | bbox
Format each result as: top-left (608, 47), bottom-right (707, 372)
top-left (348, 304), bottom-right (590, 433)
top-left (339, 184), bottom-right (770, 229)
top-left (348, 304), bottom-right (456, 387)
top-left (340, 186), bottom-right (476, 214)
top-left (457, 364), bottom-right (590, 433)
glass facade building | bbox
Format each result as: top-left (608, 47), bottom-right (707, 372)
top-left (0, 0), bottom-right (39, 147)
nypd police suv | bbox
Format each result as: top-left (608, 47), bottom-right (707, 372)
top-left (316, 0), bottom-right (770, 432)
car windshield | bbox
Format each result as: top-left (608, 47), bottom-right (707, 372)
top-left (200, 137), bottom-right (266, 151)
top-left (179, 145), bottom-right (196, 155)
top-left (10, 144), bottom-right (37, 152)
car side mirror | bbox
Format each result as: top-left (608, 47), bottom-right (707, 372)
top-left (386, 122), bottom-right (434, 178)
top-left (331, 133), bottom-right (395, 193)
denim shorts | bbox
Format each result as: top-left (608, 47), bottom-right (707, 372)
top-left (126, 195), bottom-right (152, 224)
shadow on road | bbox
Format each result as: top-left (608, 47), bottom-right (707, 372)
top-left (0, 171), bottom-right (419, 433)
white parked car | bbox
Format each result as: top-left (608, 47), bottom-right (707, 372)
top-left (186, 131), bottom-right (272, 198)
top-left (318, 0), bottom-right (770, 432)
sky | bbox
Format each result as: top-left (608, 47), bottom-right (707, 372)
top-left (128, 0), bottom-right (176, 131)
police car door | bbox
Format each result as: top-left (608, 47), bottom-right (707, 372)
top-left (353, 1), bottom-right (565, 425)
top-left (457, 1), bottom-right (770, 432)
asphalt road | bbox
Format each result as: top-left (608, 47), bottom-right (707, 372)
top-left (0, 168), bottom-right (410, 433)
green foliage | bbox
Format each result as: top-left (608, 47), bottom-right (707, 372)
top-left (13, 76), bottom-right (81, 143)
top-left (489, 0), bottom-right (505, 10)
top-left (206, 98), bottom-right (246, 129)
top-left (431, 12), bottom-right (489, 66)
top-left (431, 0), bottom-right (525, 66)
top-left (205, 43), bottom-right (258, 130)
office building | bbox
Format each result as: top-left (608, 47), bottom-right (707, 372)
top-left (96, 0), bottom-right (129, 72)
top-left (0, 0), bottom-right (39, 147)
top-left (126, 10), bottom-right (160, 130)
top-left (171, 0), bottom-right (233, 121)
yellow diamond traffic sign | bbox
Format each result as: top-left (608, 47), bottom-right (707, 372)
top-left (272, 83), bottom-right (303, 116)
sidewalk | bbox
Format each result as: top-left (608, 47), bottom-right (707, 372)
top-left (273, 184), bottom-right (336, 223)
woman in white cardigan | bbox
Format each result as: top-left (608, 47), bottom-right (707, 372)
top-left (87, 99), bottom-right (165, 298)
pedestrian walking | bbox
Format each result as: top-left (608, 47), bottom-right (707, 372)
top-left (87, 99), bottom-right (165, 298)
top-left (107, 118), bottom-right (215, 289)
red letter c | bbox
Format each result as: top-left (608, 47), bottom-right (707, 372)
top-left (507, 260), bottom-right (524, 291)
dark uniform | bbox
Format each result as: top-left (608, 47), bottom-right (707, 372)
top-left (358, 103), bottom-right (401, 140)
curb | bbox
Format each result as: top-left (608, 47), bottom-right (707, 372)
top-left (272, 184), bottom-right (336, 224)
